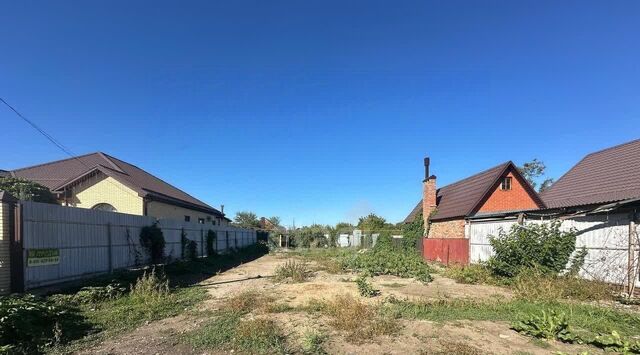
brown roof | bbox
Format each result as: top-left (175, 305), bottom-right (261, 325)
top-left (405, 161), bottom-right (543, 222)
top-left (541, 138), bottom-right (640, 209)
top-left (10, 152), bottom-right (224, 216)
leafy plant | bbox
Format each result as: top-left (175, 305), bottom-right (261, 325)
top-left (355, 275), bottom-right (380, 297)
top-left (343, 249), bottom-right (432, 283)
top-left (488, 221), bottom-right (577, 278)
top-left (588, 330), bottom-right (640, 353)
top-left (73, 283), bottom-right (127, 304)
top-left (0, 294), bottom-right (90, 353)
top-left (139, 223), bottom-right (165, 264)
top-left (0, 177), bottom-right (58, 204)
top-left (511, 310), bottom-right (576, 342)
top-left (444, 264), bottom-right (495, 285)
top-left (566, 247), bottom-right (588, 277)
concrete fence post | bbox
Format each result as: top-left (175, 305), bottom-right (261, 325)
top-left (0, 191), bottom-right (18, 295)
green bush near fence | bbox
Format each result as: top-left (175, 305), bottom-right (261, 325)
top-left (139, 223), bottom-right (166, 264)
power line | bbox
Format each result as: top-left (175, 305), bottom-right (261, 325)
top-left (0, 97), bottom-right (80, 162)
top-left (0, 97), bottom-right (138, 198)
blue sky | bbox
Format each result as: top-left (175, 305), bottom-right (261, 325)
top-left (1, 1), bottom-right (639, 226)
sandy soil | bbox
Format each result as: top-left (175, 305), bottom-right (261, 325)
top-left (79, 253), bottom-right (602, 355)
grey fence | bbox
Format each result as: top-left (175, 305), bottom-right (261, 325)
top-left (19, 201), bottom-right (257, 290)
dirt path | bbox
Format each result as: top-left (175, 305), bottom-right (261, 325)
top-left (79, 254), bottom-right (600, 355)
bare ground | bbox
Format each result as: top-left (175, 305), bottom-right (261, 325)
top-left (79, 253), bottom-right (601, 355)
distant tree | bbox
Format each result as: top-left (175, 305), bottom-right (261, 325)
top-left (233, 211), bottom-right (260, 228)
top-left (0, 177), bottom-right (58, 204)
top-left (267, 216), bottom-right (282, 228)
top-left (518, 159), bottom-right (554, 192)
top-left (357, 213), bottom-right (387, 232)
top-left (334, 222), bottom-right (354, 232)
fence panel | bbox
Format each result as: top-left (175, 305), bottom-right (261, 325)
top-left (468, 219), bottom-right (517, 263)
top-left (21, 202), bottom-right (258, 290)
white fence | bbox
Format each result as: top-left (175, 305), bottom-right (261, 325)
top-left (21, 201), bottom-right (256, 289)
top-left (468, 213), bottom-right (639, 287)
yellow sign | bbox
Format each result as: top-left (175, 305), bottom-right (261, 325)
top-left (27, 249), bottom-right (60, 266)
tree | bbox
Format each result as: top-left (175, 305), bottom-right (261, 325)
top-left (518, 159), bottom-right (554, 192)
top-left (334, 222), bottom-right (354, 232)
top-left (267, 216), bottom-right (282, 228)
top-left (0, 177), bottom-right (57, 204)
top-left (357, 213), bottom-right (387, 232)
top-left (233, 211), bottom-right (260, 228)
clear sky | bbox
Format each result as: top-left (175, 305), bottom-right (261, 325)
top-left (1, 1), bottom-right (639, 227)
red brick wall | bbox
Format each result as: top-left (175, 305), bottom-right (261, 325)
top-left (427, 218), bottom-right (465, 239)
top-left (478, 171), bottom-right (540, 213)
top-left (422, 177), bottom-right (437, 228)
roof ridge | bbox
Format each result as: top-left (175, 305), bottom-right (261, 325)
top-left (10, 152), bottom-right (100, 172)
top-left (583, 138), bottom-right (640, 158)
top-left (97, 152), bottom-right (126, 173)
top-left (438, 161), bottom-right (511, 191)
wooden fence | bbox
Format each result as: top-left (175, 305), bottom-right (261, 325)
top-left (7, 201), bottom-right (257, 291)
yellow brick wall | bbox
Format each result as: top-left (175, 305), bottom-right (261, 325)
top-left (146, 200), bottom-right (227, 226)
top-left (0, 203), bottom-right (11, 294)
top-left (427, 219), bottom-right (466, 239)
top-left (68, 174), bottom-right (143, 215)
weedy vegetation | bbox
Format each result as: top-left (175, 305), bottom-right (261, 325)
top-left (274, 259), bottom-right (312, 283)
top-left (355, 275), bottom-right (380, 297)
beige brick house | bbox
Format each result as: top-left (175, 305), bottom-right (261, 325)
top-left (6, 152), bottom-right (229, 225)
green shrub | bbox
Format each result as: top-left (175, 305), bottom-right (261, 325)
top-left (73, 283), bottom-right (127, 304)
top-left (343, 249), bottom-right (432, 283)
top-left (488, 221), bottom-right (577, 278)
top-left (355, 275), bottom-right (380, 297)
top-left (0, 294), bottom-right (90, 353)
top-left (139, 224), bottom-right (165, 263)
top-left (0, 177), bottom-right (58, 204)
top-left (206, 230), bottom-right (217, 256)
top-left (130, 268), bottom-right (170, 302)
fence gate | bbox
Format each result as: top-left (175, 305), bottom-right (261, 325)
top-left (468, 219), bottom-right (517, 263)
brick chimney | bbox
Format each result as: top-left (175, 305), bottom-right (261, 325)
top-left (422, 157), bottom-right (437, 230)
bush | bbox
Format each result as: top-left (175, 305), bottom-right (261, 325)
top-left (488, 221), bottom-right (577, 278)
top-left (73, 283), bottom-right (127, 304)
top-left (139, 224), bottom-right (165, 263)
top-left (206, 230), bottom-right (217, 256)
top-left (130, 268), bottom-right (170, 302)
top-left (0, 177), bottom-right (58, 204)
top-left (0, 294), bottom-right (90, 353)
top-left (274, 260), bottom-right (311, 283)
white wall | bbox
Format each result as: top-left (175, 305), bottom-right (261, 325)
top-left (468, 213), bottom-right (639, 287)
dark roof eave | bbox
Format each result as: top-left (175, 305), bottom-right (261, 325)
top-left (144, 192), bottom-right (225, 217)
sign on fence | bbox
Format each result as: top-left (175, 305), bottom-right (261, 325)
top-left (27, 249), bottom-right (60, 266)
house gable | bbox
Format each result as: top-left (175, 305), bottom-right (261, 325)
top-left (475, 169), bottom-right (542, 214)
top-left (69, 173), bottom-right (143, 215)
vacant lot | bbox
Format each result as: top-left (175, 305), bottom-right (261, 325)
top-left (75, 250), bottom-right (640, 354)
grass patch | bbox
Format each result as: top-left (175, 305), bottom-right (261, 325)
top-left (309, 294), bottom-right (399, 342)
top-left (512, 271), bottom-right (615, 302)
top-left (435, 340), bottom-right (484, 355)
top-left (184, 311), bottom-right (287, 354)
top-left (443, 264), bottom-right (497, 285)
top-left (274, 259), bottom-right (312, 283)
top-left (301, 329), bottom-right (327, 354)
top-left (384, 298), bottom-right (640, 337)
top-left (224, 290), bottom-right (274, 314)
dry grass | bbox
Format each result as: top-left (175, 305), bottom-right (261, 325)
top-left (317, 294), bottom-right (399, 342)
top-left (274, 260), bottom-right (312, 283)
top-left (224, 291), bottom-right (274, 314)
top-left (513, 272), bottom-right (614, 302)
top-left (431, 340), bottom-right (484, 355)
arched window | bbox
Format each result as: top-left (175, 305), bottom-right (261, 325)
top-left (92, 203), bottom-right (117, 212)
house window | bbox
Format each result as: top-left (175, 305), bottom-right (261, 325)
top-left (92, 203), bottom-right (117, 212)
top-left (198, 218), bottom-right (205, 224)
top-left (184, 215), bottom-right (191, 222)
top-left (500, 177), bottom-right (512, 190)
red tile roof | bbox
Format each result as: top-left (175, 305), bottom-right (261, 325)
top-left (541, 138), bottom-right (640, 208)
top-left (405, 161), bottom-right (543, 222)
top-left (10, 152), bottom-right (224, 216)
